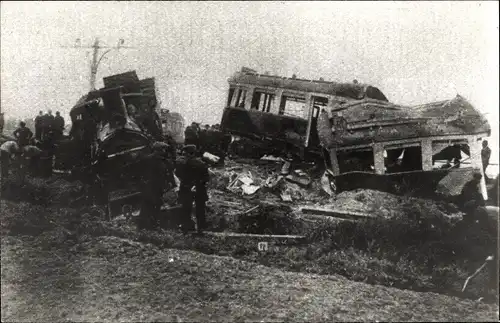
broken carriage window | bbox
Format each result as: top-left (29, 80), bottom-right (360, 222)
top-left (338, 149), bottom-right (376, 173)
top-left (229, 88), bottom-right (248, 109)
top-left (431, 140), bottom-right (468, 169)
top-left (251, 90), bottom-right (275, 112)
top-left (383, 145), bottom-right (423, 173)
top-left (279, 94), bottom-right (307, 119)
top-left (311, 96), bottom-right (328, 118)
top-left (227, 88), bottom-right (235, 107)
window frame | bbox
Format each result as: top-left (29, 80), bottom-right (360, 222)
top-left (251, 88), bottom-right (276, 113)
top-left (229, 87), bottom-right (249, 109)
top-left (279, 92), bottom-right (308, 119)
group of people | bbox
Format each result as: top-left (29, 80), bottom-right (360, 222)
top-left (136, 140), bottom-right (209, 235)
top-left (139, 120), bottom-right (231, 234)
top-left (1, 117), bottom-right (45, 176)
top-left (184, 122), bottom-right (221, 147)
top-left (0, 110), bottom-right (66, 180)
top-left (184, 122), bottom-right (231, 163)
top-left (34, 110), bottom-right (65, 141)
top-left (1, 121), bottom-right (42, 180)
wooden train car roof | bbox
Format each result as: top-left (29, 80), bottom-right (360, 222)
top-left (73, 71), bottom-right (159, 113)
top-left (228, 70), bottom-right (388, 102)
top-left (332, 95), bottom-right (490, 147)
top-left (103, 71), bottom-right (140, 89)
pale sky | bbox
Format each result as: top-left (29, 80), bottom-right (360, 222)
top-left (1, 1), bottom-right (498, 160)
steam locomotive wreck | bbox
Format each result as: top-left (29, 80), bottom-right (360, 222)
top-left (67, 71), bottom-right (177, 219)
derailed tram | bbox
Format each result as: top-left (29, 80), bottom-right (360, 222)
top-left (220, 67), bottom-right (491, 200)
top-left (220, 67), bottom-right (388, 160)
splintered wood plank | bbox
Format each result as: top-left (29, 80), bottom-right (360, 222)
top-left (298, 213), bottom-right (355, 223)
top-left (191, 231), bottom-right (306, 241)
top-left (300, 207), bottom-right (375, 221)
top-left (108, 191), bottom-right (142, 202)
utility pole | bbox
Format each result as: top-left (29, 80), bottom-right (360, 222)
top-left (61, 37), bottom-right (135, 91)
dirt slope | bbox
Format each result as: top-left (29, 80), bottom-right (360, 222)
top-left (2, 235), bottom-right (498, 322)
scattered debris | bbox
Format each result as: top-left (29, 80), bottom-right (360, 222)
top-left (320, 171), bottom-right (335, 197)
top-left (241, 205), bottom-right (259, 215)
top-left (241, 184), bottom-right (260, 195)
top-left (280, 192), bottom-right (292, 202)
top-left (285, 173), bottom-right (312, 187)
top-left (264, 174), bottom-right (283, 189)
top-left (260, 155), bottom-right (284, 162)
top-left (202, 151), bottom-right (220, 165)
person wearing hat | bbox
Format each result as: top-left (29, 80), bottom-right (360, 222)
top-left (34, 111), bottom-right (43, 140)
top-left (136, 141), bottom-right (171, 230)
top-left (184, 122), bottom-right (200, 148)
top-left (54, 111), bottom-right (65, 139)
top-left (175, 144), bottom-right (210, 234)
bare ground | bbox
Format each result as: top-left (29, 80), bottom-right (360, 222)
top-left (2, 234), bottom-right (498, 322)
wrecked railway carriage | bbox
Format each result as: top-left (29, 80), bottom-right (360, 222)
top-left (220, 68), bottom-right (491, 200)
top-left (66, 71), bottom-right (177, 217)
top-left (221, 67), bottom-right (388, 160)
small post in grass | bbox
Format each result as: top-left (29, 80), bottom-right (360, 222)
top-left (258, 241), bottom-right (268, 252)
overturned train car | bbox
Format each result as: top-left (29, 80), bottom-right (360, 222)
top-left (317, 95), bottom-right (491, 200)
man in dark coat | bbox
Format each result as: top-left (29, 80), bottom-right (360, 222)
top-left (136, 142), bottom-right (170, 230)
top-left (13, 121), bottom-right (33, 148)
top-left (184, 122), bottom-right (199, 147)
top-left (163, 134), bottom-right (178, 189)
top-left (175, 144), bottom-right (209, 234)
top-left (481, 140), bottom-right (491, 180)
top-left (54, 111), bottom-right (65, 139)
top-left (34, 111), bottom-right (43, 140)
top-left (40, 110), bottom-right (55, 142)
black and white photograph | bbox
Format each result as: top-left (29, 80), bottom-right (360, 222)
top-left (1, 1), bottom-right (499, 321)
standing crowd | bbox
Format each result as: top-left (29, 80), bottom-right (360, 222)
top-left (34, 109), bottom-right (65, 141)
top-left (0, 110), bottom-right (65, 180)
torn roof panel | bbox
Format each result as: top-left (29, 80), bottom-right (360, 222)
top-left (333, 95), bottom-right (491, 147)
top-left (72, 90), bottom-right (101, 109)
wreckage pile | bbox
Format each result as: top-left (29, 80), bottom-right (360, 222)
top-left (330, 189), bottom-right (463, 224)
top-left (205, 158), bottom-right (466, 235)
top-left (208, 158), bottom-right (327, 203)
